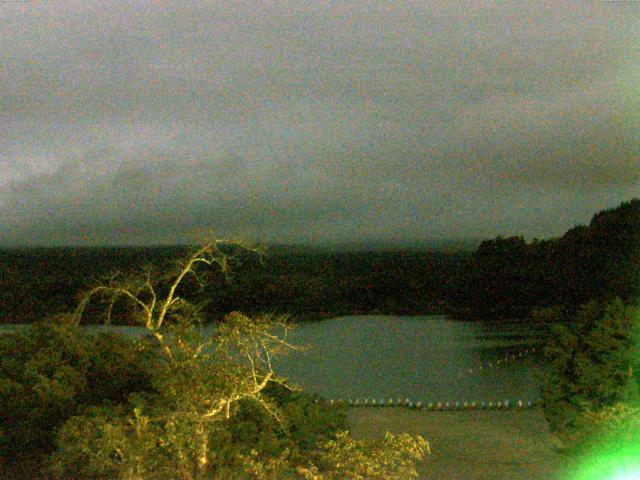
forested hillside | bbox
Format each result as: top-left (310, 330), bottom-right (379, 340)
top-left (0, 246), bottom-right (466, 323)
top-left (453, 198), bottom-right (640, 319)
top-left (1, 198), bottom-right (638, 323)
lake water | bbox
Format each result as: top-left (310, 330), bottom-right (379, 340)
top-left (276, 315), bottom-right (548, 403)
top-left (1, 315), bottom-right (549, 404)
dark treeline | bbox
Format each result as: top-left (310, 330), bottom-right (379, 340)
top-left (0, 246), bottom-right (179, 323)
top-left (204, 249), bottom-right (467, 319)
top-left (452, 198), bottom-right (640, 319)
top-left (1, 198), bottom-right (638, 323)
top-left (0, 245), bottom-right (467, 323)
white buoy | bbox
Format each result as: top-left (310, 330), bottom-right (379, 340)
top-left (416, 401), bottom-right (422, 409)
top-left (372, 399), bottom-right (377, 406)
top-left (463, 401), bottom-right (468, 408)
top-left (388, 398), bottom-right (393, 406)
top-left (518, 400), bottom-right (523, 408)
top-left (405, 398), bottom-right (410, 406)
top-left (436, 401), bottom-right (442, 409)
top-left (428, 402), bottom-right (433, 409)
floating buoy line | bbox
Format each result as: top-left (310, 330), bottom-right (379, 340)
top-left (455, 345), bottom-right (540, 378)
top-left (316, 398), bottom-right (537, 410)
top-left (312, 345), bottom-right (543, 411)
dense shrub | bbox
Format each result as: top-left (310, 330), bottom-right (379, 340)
top-left (0, 317), bottom-right (154, 460)
top-left (560, 402), bottom-right (640, 455)
top-left (541, 298), bottom-right (640, 448)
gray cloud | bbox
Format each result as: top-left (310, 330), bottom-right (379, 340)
top-left (1, 1), bottom-right (639, 246)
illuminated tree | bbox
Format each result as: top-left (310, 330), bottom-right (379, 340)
top-left (50, 238), bottom-right (429, 479)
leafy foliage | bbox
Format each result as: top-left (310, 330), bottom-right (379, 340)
top-left (307, 430), bottom-right (430, 480)
top-left (560, 402), bottom-right (640, 455)
top-left (541, 298), bottom-right (640, 448)
top-left (0, 318), bottom-right (153, 459)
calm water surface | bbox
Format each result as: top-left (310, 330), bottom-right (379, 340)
top-left (1, 315), bottom-right (549, 403)
top-left (275, 315), bottom-right (548, 403)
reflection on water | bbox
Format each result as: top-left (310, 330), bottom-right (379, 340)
top-left (0, 315), bottom-right (549, 402)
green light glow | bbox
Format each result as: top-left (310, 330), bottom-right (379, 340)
top-left (611, 472), bottom-right (640, 480)
top-left (567, 430), bottom-right (640, 480)
top-left (564, 394), bottom-right (640, 479)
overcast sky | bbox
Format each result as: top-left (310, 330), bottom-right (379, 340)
top-left (1, 1), bottom-right (639, 247)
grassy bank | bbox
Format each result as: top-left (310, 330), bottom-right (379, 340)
top-left (347, 407), bottom-right (564, 480)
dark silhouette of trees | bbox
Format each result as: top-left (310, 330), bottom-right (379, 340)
top-left (452, 198), bottom-right (640, 320)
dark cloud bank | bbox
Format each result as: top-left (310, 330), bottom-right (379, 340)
top-left (1, 1), bottom-right (639, 246)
